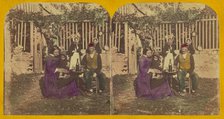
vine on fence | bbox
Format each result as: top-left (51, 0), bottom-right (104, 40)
top-left (6, 3), bottom-right (109, 48)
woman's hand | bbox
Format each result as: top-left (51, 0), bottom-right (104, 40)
top-left (148, 69), bottom-right (155, 74)
top-left (148, 69), bottom-right (162, 74)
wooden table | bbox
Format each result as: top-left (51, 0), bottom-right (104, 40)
top-left (70, 69), bottom-right (85, 91)
top-left (163, 70), bottom-right (179, 95)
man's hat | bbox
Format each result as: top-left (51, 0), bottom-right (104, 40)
top-left (181, 43), bottom-right (188, 48)
top-left (88, 43), bottom-right (94, 48)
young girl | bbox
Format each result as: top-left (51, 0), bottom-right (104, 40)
top-left (58, 54), bottom-right (70, 79)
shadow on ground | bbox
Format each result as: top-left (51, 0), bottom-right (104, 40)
top-left (113, 74), bottom-right (219, 115)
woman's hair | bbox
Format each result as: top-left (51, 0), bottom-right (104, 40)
top-left (142, 47), bottom-right (153, 55)
top-left (49, 45), bottom-right (61, 54)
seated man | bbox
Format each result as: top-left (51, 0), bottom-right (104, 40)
top-left (175, 43), bottom-right (198, 95)
top-left (81, 43), bottom-right (105, 93)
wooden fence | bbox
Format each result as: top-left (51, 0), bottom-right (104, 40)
top-left (58, 21), bottom-right (110, 50)
top-left (10, 21), bottom-right (31, 52)
top-left (151, 15), bottom-right (219, 50)
top-left (10, 21), bottom-right (45, 73)
top-left (58, 21), bottom-right (127, 53)
top-left (9, 15), bottom-right (219, 73)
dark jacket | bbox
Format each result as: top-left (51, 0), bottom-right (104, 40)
top-left (67, 43), bottom-right (82, 58)
top-left (162, 43), bottom-right (176, 57)
top-left (188, 44), bottom-right (195, 55)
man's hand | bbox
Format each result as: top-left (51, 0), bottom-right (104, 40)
top-left (186, 73), bottom-right (190, 78)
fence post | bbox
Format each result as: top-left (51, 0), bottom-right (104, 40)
top-left (124, 22), bottom-right (128, 56)
top-left (30, 21), bottom-right (34, 56)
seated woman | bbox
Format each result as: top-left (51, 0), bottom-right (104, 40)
top-left (134, 48), bottom-right (172, 100)
top-left (42, 46), bottom-right (79, 98)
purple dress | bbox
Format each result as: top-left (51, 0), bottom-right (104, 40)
top-left (43, 55), bottom-right (79, 98)
top-left (134, 56), bottom-right (172, 100)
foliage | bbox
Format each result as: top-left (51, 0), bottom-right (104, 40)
top-left (113, 3), bottom-right (211, 30)
top-left (6, 3), bottom-right (108, 47)
top-left (113, 3), bottom-right (216, 48)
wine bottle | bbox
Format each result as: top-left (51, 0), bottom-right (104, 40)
top-left (169, 59), bottom-right (172, 72)
top-left (76, 59), bottom-right (80, 71)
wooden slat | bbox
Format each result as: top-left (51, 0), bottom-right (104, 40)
top-left (198, 21), bottom-right (201, 49)
top-left (189, 24), bottom-right (191, 45)
top-left (95, 23), bottom-right (98, 42)
top-left (169, 23), bottom-right (171, 35)
top-left (13, 21), bottom-right (17, 44)
top-left (92, 23), bottom-right (94, 42)
top-left (99, 25), bottom-right (102, 48)
top-left (188, 24), bottom-right (191, 40)
top-left (191, 24), bottom-right (195, 48)
top-left (118, 23), bottom-right (121, 52)
top-left (159, 24), bottom-right (162, 48)
top-left (102, 22), bottom-right (105, 48)
top-left (205, 17), bottom-right (208, 49)
top-left (208, 18), bottom-right (211, 49)
top-left (89, 22), bottom-right (91, 43)
top-left (202, 20), bottom-right (205, 49)
top-left (67, 23), bottom-right (70, 49)
top-left (63, 25), bottom-right (66, 50)
top-left (182, 23), bottom-right (185, 45)
top-left (72, 22), bottom-right (75, 42)
top-left (162, 23), bottom-right (165, 47)
top-left (156, 27), bottom-right (159, 48)
top-left (17, 22), bottom-right (20, 46)
top-left (216, 19), bottom-right (219, 49)
top-left (33, 26), bottom-right (37, 71)
top-left (66, 23), bottom-right (68, 50)
top-left (165, 23), bottom-right (168, 36)
top-left (82, 22), bottom-right (85, 49)
top-left (75, 22), bottom-right (78, 34)
top-left (212, 17), bottom-right (215, 49)
top-left (175, 23), bottom-right (178, 49)
top-left (115, 22), bottom-right (118, 48)
top-left (178, 23), bottom-right (181, 49)
top-left (195, 21), bottom-right (198, 49)
top-left (20, 22), bottom-right (23, 46)
top-left (124, 22), bottom-right (128, 56)
top-left (40, 33), bottom-right (43, 71)
top-left (105, 22), bottom-right (108, 46)
top-left (24, 22), bottom-right (27, 50)
top-left (111, 32), bottom-right (114, 48)
top-left (30, 22), bottom-right (33, 55)
top-left (59, 29), bottom-right (62, 47)
top-left (85, 22), bottom-right (88, 48)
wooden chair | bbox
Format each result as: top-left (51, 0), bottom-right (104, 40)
top-left (185, 76), bottom-right (192, 94)
top-left (91, 74), bottom-right (99, 94)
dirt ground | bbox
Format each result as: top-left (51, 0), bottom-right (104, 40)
top-left (4, 72), bottom-right (219, 115)
top-left (113, 74), bottom-right (219, 115)
top-left (5, 73), bottom-right (110, 115)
